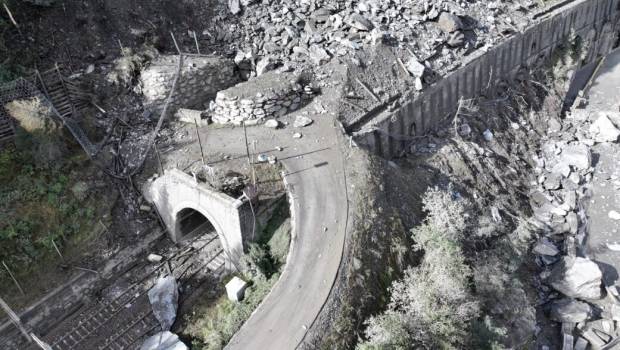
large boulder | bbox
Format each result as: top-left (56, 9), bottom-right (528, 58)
top-left (548, 257), bottom-right (603, 300)
top-left (558, 144), bottom-right (591, 171)
top-left (550, 298), bottom-right (592, 322)
top-left (140, 331), bottom-right (188, 350)
top-left (148, 276), bottom-right (179, 331)
top-left (437, 12), bottom-right (463, 33)
top-left (589, 113), bottom-right (620, 143)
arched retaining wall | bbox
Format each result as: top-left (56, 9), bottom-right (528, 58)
top-left (353, 0), bottom-right (620, 158)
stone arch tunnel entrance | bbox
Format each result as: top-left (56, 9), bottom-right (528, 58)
top-left (176, 208), bottom-right (216, 240)
top-left (143, 169), bottom-right (253, 269)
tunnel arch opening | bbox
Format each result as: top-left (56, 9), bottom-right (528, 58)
top-left (175, 208), bottom-right (216, 241)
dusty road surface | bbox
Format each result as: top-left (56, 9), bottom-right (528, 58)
top-left (168, 75), bottom-right (352, 349)
top-left (584, 48), bottom-right (620, 286)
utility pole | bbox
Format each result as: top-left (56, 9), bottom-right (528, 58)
top-left (2, 261), bottom-right (24, 296)
top-left (194, 119), bottom-right (206, 166)
top-left (242, 121), bottom-right (256, 186)
top-left (0, 297), bottom-right (31, 342)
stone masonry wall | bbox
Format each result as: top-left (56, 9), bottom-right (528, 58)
top-left (138, 55), bottom-right (238, 112)
top-left (353, 0), bottom-right (620, 158)
top-left (211, 71), bottom-right (314, 124)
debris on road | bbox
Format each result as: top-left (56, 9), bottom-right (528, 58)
top-left (294, 115), bottom-right (313, 128)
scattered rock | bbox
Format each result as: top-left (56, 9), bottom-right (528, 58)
top-left (550, 298), bottom-right (592, 322)
top-left (175, 109), bottom-right (204, 126)
top-left (293, 115), bottom-right (313, 128)
top-left (548, 256), bottom-right (602, 300)
top-left (229, 0), bottom-right (241, 15)
top-left (543, 173), bottom-right (562, 190)
top-left (264, 119), bottom-right (279, 128)
top-left (293, 132), bottom-right (303, 139)
top-left (309, 45), bottom-right (331, 65)
top-left (414, 77), bottom-right (424, 91)
top-left (483, 129), bottom-right (494, 141)
top-left (405, 58), bottom-right (426, 78)
top-left (589, 113), bottom-right (620, 143)
top-left (348, 14), bottom-right (374, 31)
top-left (609, 210), bottom-right (620, 220)
top-left (5, 97), bottom-right (56, 133)
top-left (147, 254), bottom-right (163, 263)
top-left (148, 276), bottom-right (179, 331)
top-left (458, 123), bottom-right (471, 136)
top-left (559, 144), bottom-right (591, 171)
top-left (437, 12), bottom-right (463, 33)
top-left (533, 238), bottom-right (560, 256)
top-left (256, 55), bottom-right (278, 76)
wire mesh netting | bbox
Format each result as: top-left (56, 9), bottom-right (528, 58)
top-left (0, 74), bottom-right (96, 155)
top-left (0, 77), bottom-right (45, 148)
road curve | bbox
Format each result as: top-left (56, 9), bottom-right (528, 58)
top-left (224, 116), bottom-right (349, 349)
top-left (169, 85), bottom-right (350, 350)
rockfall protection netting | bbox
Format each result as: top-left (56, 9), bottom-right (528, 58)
top-left (0, 73), bottom-right (96, 155)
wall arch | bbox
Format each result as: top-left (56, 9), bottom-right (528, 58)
top-left (144, 169), bottom-right (250, 269)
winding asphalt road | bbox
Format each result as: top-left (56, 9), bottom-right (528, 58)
top-left (583, 48), bottom-right (620, 285)
top-left (190, 87), bottom-right (350, 349)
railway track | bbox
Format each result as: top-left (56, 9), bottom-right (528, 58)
top-left (2, 226), bottom-right (225, 350)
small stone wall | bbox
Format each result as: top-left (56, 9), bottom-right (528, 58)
top-left (138, 55), bottom-right (238, 112)
top-left (211, 71), bottom-right (314, 124)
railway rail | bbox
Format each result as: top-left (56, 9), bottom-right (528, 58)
top-left (1, 225), bottom-right (225, 350)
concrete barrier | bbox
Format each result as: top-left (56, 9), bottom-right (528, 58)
top-left (353, 0), bottom-right (620, 158)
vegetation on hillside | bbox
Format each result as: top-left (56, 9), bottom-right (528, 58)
top-left (357, 187), bottom-right (482, 349)
top-left (184, 199), bottom-right (291, 350)
top-left (0, 134), bottom-right (97, 276)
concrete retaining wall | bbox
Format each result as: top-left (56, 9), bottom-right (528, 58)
top-left (138, 55), bottom-right (238, 113)
top-left (353, 0), bottom-right (620, 158)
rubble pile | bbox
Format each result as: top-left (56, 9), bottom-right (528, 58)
top-left (217, 0), bottom-right (538, 77)
top-left (137, 55), bottom-right (238, 111)
top-left (530, 102), bottom-right (620, 347)
top-left (211, 71), bottom-right (315, 124)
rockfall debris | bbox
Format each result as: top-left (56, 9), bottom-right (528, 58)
top-left (213, 0), bottom-right (538, 79)
top-left (531, 95), bottom-right (620, 348)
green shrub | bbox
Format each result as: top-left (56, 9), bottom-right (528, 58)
top-left (188, 274), bottom-right (279, 350)
top-left (0, 147), bottom-right (95, 271)
top-left (358, 187), bottom-right (479, 349)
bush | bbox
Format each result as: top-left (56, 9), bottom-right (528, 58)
top-left (421, 185), bottom-right (469, 241)
top-left (0, 147), bottom-right (95, 271)
top-left (358, 187), bottom-right (479, 349)
top-left (187, 274), bottom-right (279, 350)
